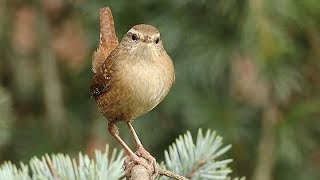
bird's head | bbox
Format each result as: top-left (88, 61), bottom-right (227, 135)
top-left (120, 24), bottom-right (164, 57)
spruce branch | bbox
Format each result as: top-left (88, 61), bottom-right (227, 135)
top-left (0, 145), bottom-right (125, 180)
top-left (0, 129), bottom-right (244, 180)
top-left (161, 129), bottom-right (233, 180)
top-left (158, 167), bottom-right (189, 180)
top-left (123, 152), bottom-right (189, 180)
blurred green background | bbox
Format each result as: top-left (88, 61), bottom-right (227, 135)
top-left (0, 0), bottom-right (319, 179)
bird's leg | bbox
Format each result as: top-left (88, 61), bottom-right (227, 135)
top-left (126, 121), bottom-right (143, 148)
top-left (127, 121), bottom-right (157, 176)
top-left (108, 122), bottom-right (153, 175)
top-left (108, 122), bottom-right (137, 157)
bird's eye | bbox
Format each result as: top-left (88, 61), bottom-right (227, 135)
top-left (131, 34), bottom-right (138, 41)
top-left (155, 38), bottom-right (160, 44)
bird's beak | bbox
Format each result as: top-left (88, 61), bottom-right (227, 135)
top-left (143, 35), bottom-right (152, 43)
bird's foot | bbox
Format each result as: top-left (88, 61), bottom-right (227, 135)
top-left (124, 153), bottom-right (157, 179)
top-left (135, 146), bottom-right (158, 178)
top-left (135, 146), bottom-right (155, 163)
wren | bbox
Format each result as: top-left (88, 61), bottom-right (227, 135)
top-left (90, 8), bottom-right (175, 176)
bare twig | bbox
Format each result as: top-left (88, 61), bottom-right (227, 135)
top-left (124, 155), bottom-right (189, 180)
top-left (158, 167), bottom-right (190, 180)
top-left (127, 163), bottom-right (189, 180)
top-left (130, 164), bottom-right (150, 180)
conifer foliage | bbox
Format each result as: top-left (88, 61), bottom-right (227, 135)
top-left (0, 129), bottom-right (244, 180)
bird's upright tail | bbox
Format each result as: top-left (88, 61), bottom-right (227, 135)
top-left (92, 7), bottom-right (119, 73)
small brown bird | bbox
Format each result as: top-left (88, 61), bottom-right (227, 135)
top-left (90, 8), bottom-right (175, 172)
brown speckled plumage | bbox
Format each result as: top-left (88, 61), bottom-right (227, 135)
top-left (91, 8), bottom-right (175, 175)
top-left (90, 24), bottom-right (175, 123)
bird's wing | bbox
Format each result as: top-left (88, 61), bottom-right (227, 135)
top-left (90, 74), bottom-right (110, 99)
top-left (90, 57), bottom-right (116, 99)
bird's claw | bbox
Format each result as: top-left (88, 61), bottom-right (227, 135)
top-left (135, 146), bottom-right (158, 178)
top-left (124, 154), bottom-right (157, 179)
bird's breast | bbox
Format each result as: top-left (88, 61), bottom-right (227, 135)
top-left (118, 54), bottom-right (174, 117)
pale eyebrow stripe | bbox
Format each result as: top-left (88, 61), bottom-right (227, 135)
top-left (128, 28), bottom-right (140, 35)
top-left (152, 33), bottom-right (160, 38)
top-left (127, 28), bottom-right (160, 39)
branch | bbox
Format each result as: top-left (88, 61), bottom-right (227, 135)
top-left (129, 164), bottom-right (189, 180)
top-left (158, 167), bottom-right (189, 180)
top-left (130, 165), bottom-right (150, 180)
top-left (124, 155), bottom-right (189, 180)
top-left (0, 131), bottom-right (242, 179)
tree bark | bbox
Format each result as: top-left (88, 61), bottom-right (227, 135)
top-left (124, 156), bottom-right (189, 180)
